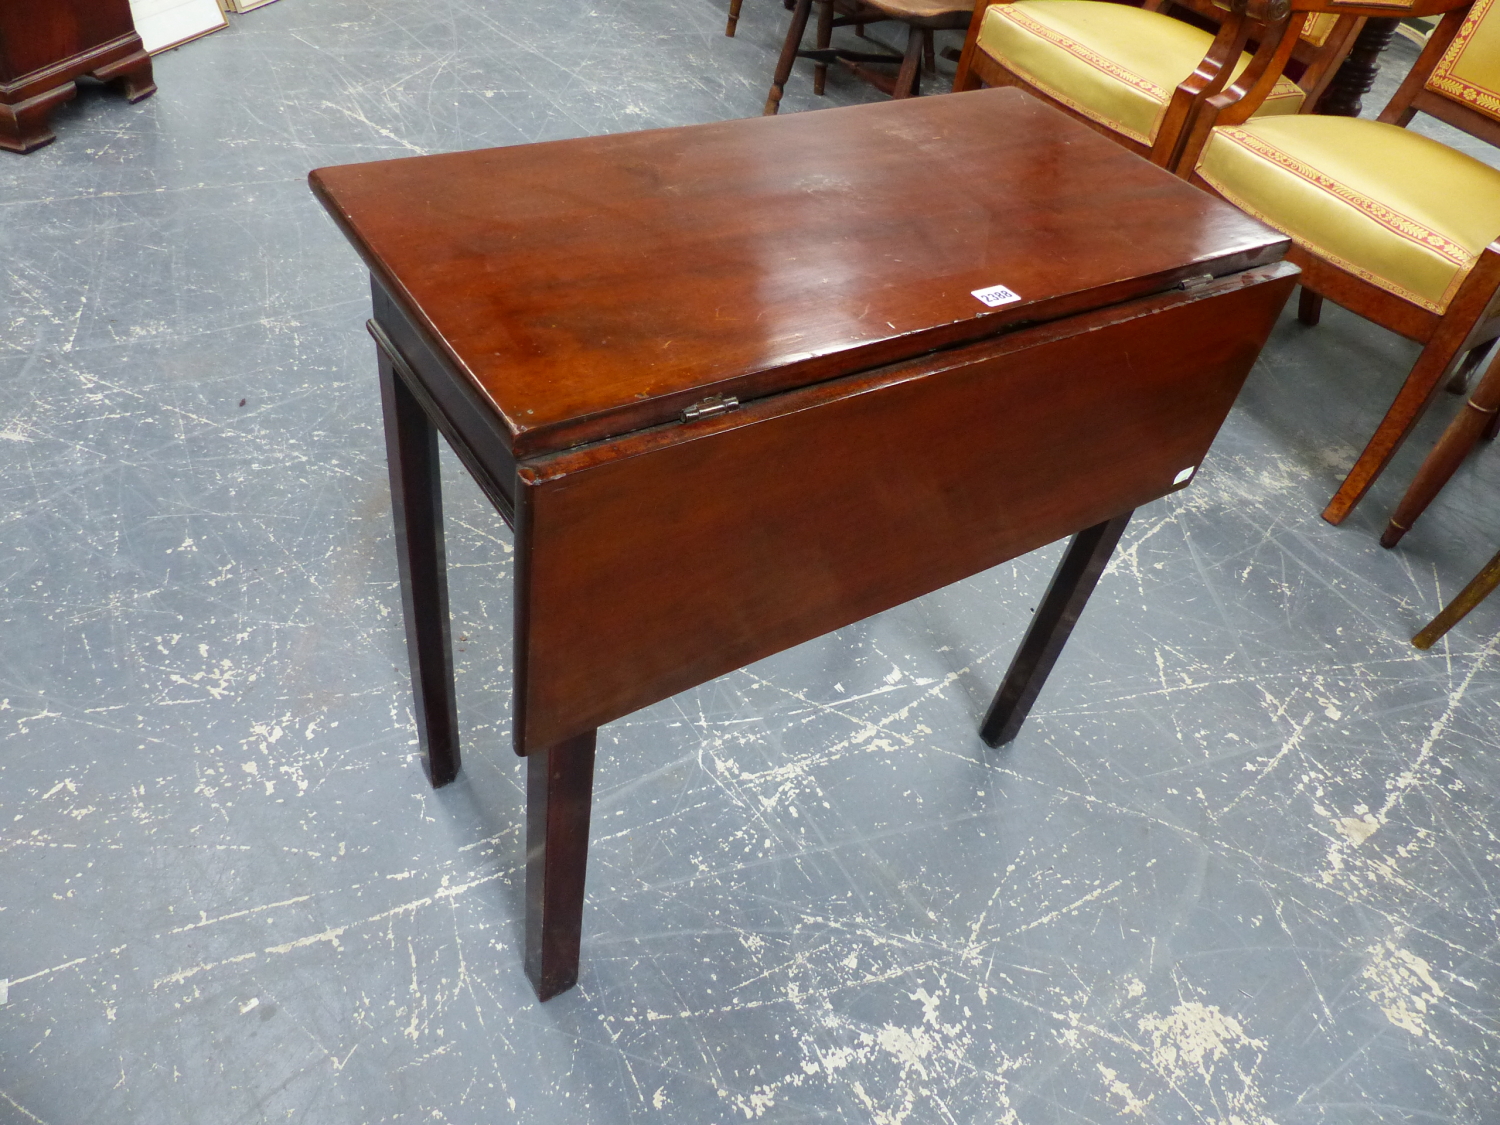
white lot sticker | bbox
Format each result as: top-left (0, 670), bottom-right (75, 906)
top-left (971, 283), bottom-right (1022, 308)
top-left (1173, 466), bottom-right (1196, 485)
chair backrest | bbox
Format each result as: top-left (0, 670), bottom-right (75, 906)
top-left (1381, 0), bottom-right (1500, 143)
top-left (1169, 0), bottom-right (1481, 174)
top-left (1301, 11), bottom-right (1341, 46)
top-left (1164, 0), bottom-right (1343, 45)
top-left (1425, 0), bottom-right (1500, 121)
top-left (1147, 0), bottom-right (1361, 97)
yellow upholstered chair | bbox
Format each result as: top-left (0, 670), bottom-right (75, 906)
top-left (952, 0), bottom-right (1361, 167)
top-left (1179, 0), bottom-right (1500, 524)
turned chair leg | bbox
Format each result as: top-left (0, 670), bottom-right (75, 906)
top-left (765, 0), bottom-right (814, 115)
top-left (814, 0), bottom-right (834, 95)
top-left (1412, 546), bottom-right (1500, 649)
top-left (726, 0), bottom-right (743, 35)
top-left (1446, 339), bottom-right (1495, 395)
top-left (1382, 348), bottom-right (1500, 547)
top-left (1297, 286), bottom-right (1323, 326)
top-left (525, 730), bottom-right (597, 1001)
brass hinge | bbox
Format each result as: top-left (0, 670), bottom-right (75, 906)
top-left (681, 394), bottom-right (740, 423)
top-left (1178, 273), bottom-right (1215, 291)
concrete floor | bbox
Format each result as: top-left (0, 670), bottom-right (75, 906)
top-left (3, 3), bottom-right (1499, 1122)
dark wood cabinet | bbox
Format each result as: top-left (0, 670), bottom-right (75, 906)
top-left (0, 0), bottom-right (155, 153)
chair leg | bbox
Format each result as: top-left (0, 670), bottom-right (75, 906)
top-left (1321, 335), bottom-right (1471, 525)
top-left (813, 0), bottom-right (834, 95)
top-left (1381, 350), bottom-right (1500, 547)
top-left (726, 0), bottom-right (743, 35)
top-left (953, 41), bottom-right (983, 91)
top-left (893, 25), bottom-right (923, 98)
top-left (765, 0), bottom-right (814, 115)
top-left (1298, 286), bottom-right (1323, 327)
top-left (923, 27), bottom-right (936, 74)
top-left (1412, 545), bottom-right (1500, 649)
top-left (1446, 339), bottom-right (1495, 394)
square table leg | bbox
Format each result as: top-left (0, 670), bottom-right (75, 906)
top-left (378, 349), bottom-right (462, 787)
top-left (525, 729), bottom-right (597, 1000)
top-left (980, 510), bottom-right (1134, 747)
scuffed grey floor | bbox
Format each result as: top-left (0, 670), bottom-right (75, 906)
top-left (3, 2), bottom-right (1499, 1121)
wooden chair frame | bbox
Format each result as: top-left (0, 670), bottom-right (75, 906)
top-left (1154, 0), bottom-right (1360, 110)
top-left (952, 0), bottom-right (1361, 168)
top-left (1178, 0), bottom-right (1500, 525)
top-left (1410, 540), bottom-right (1500, 647)
top-left (726, 0), bottom-right (797, 37)
top-left (765, 0), bottom-right (971, 114)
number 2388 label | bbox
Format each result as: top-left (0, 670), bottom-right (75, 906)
top-left (971, 284), bottom-right (1022, 309)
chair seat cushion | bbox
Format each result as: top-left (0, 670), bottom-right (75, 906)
top-left (976, 1), bottom-right (1305, 146)
top-left (1196, 116), bottom-right (1500, 313)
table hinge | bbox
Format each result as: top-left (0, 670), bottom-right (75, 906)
top-left (1177, 273), bottom-right (1215, 291)
top-left (681, 394), bottom-right (739, 423)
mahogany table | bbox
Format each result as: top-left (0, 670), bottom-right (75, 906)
top-left (311, 87), bottom-right (1296, 1001)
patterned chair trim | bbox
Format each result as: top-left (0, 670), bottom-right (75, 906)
top-left (1197, 116), bottom-right (1500, 312)
top-left (978, 1), bottom-right (1305, 145)
top-left (1428, 0), bottom-right (1500, 121)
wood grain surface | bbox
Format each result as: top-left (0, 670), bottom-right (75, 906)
top-left (0, 1), bottom-right (136, 84)
top-left (313, 88), bottom-right (1288, 457)
top-left (511, 263), bottom-right (1298, 752)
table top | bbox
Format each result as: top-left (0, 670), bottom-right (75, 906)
top-left (311, 88), bottom-right (1287, 457)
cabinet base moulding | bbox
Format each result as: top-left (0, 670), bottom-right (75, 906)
top-left (0, 29), bottom-right (155, 154)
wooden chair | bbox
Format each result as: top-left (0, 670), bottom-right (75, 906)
top-left (764, 0), bottom-right (976, 115)
top-left (1178, 0), bottom-right (1500, 524)
top-left (951, 0), bottom-right (1362, 168)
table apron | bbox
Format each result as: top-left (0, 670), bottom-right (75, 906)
top-left (509, 263), bottom-right (1298, 753)
top-left (371, 279), bottom-right (518, 525)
